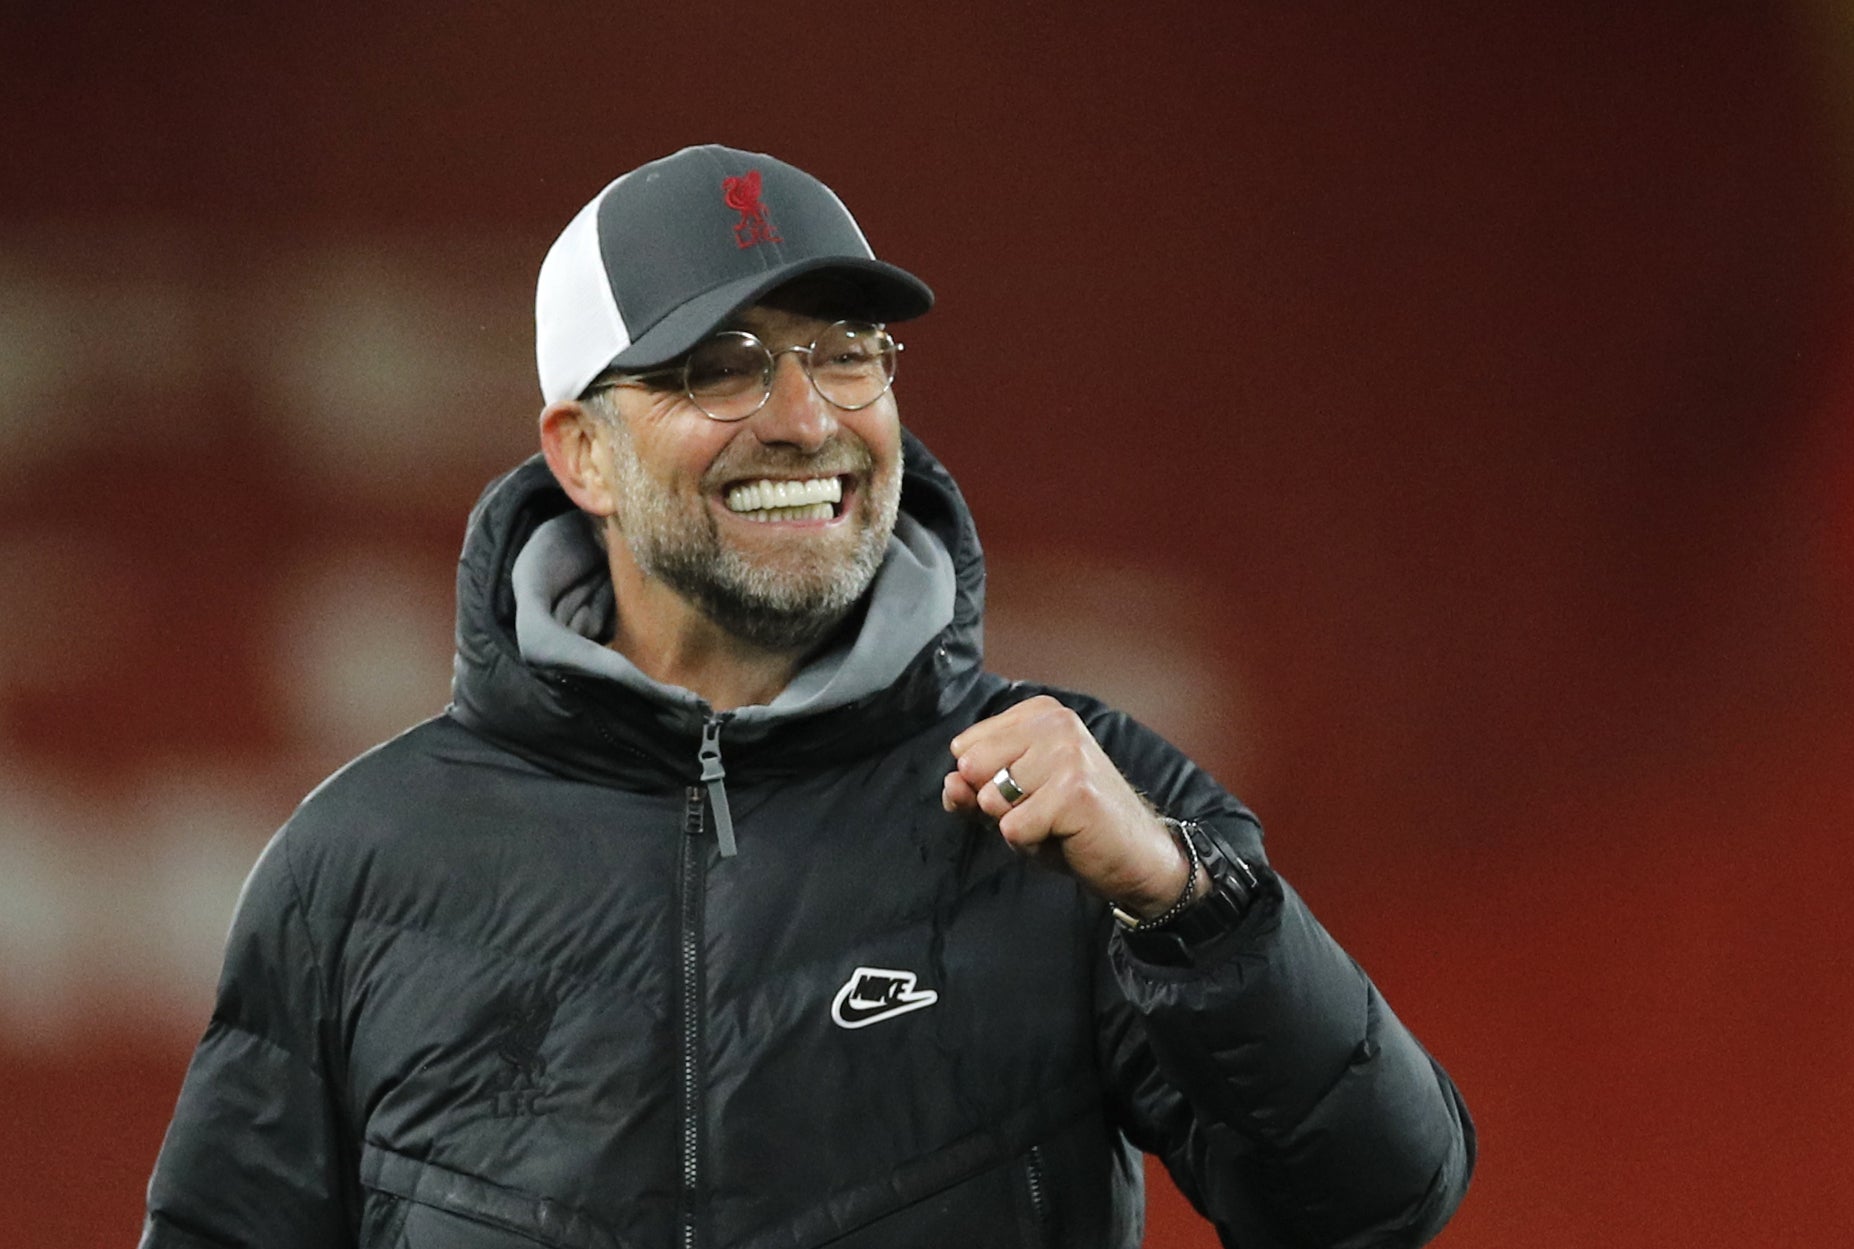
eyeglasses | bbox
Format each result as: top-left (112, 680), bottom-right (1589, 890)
top-left (584, 320), bottom-right (902, 422)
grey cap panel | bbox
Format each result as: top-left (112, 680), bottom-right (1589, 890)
top-left (594, 145), bottom-right (931, 369)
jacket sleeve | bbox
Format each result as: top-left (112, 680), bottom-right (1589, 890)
top-left (141, 827), bottom-right (357, 1248)
top-left (1078, 703), bottom-right (1475, 1248)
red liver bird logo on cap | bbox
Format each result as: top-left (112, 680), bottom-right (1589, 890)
top-left (722, 170), bottom-right (782, 249)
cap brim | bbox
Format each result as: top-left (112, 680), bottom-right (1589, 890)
top-left (605, 257), bottom-right (932, 372)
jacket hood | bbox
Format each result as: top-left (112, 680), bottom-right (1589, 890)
top-left (447, 429), bottom-right (987, 786)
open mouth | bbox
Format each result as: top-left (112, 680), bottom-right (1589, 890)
top-left (721, 475), bottom-right (848, 523)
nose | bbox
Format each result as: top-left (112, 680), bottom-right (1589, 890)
top-left (749, 350), bottom-right (837, 451)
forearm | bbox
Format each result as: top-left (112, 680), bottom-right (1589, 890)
top-left (1110, 875), bottom-right (1474, 1247)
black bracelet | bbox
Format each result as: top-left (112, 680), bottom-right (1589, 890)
top-left (1121, 823), bottom-right (1267, 967)
top-left (1111, 817), bottom-right (1201, 932)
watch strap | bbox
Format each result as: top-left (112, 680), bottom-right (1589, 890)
top-left (1120, 820), bottom-right (1265, 967)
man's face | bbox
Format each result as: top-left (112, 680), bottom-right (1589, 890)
top-left (592, 292), bottom-right (904, 652)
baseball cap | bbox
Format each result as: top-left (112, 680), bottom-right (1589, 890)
top-left (535, 144), bottom-right (934, 404)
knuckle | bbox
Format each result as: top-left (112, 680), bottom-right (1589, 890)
top-left (1024, 695), bottom-right (1064, 722)
top-left (999, 810), bottom-right (1048, 847)
top-left (1053, 741), bottom-right (1090, 775)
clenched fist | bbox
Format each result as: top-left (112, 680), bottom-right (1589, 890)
top-left (942, 695), bottom-right (1203, 920)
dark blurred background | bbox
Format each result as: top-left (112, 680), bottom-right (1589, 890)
top-left (3, 3), bottom-right (1851, 1245)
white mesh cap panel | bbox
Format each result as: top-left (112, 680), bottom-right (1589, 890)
top-left (534, 178), bottom-right (631, 404)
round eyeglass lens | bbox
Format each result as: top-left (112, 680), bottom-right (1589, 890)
top-left (677, 322), bottom-right (899, 420)
top-left (808, 322), bottom-right (896, 410)
top-left (684, 333), bottom-right (772, 419)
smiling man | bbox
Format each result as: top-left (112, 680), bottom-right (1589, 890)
top-left (543, 278), bottom-right (906, 705)
top-left (141, 145), bottom-right (1474, 1249)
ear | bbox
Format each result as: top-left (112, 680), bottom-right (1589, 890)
top-left (539, 400), bottom-right (618, 520)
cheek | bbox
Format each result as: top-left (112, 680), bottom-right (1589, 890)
top-left (849, 403), bottom-right (903, 466)
top-left (630, 426), bottom-right (733, 494)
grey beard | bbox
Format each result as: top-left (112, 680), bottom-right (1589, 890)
top-left (643, 523), bottom-right (889, 652)
top-left (591, 400), bottom-right (902, 655)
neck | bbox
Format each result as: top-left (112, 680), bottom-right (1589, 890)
top-left (603, 545), bottom-right (807, 713)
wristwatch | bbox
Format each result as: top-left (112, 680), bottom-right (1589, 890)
top-left (1117, 819), bottom-right (1267, 967)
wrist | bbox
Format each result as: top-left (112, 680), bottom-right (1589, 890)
top-left (1118, 821), bottom-right (1269, 967)
top-left (1111, 818), bottom-right (1202, 930)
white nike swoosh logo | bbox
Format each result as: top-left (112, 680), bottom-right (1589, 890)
top-left (831, 966), bottom-right (939, 1030)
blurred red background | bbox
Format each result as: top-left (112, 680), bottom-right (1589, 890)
top-left (3, 4), bottom-right (1850, 1245)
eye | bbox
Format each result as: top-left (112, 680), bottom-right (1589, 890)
top-left (813, 326), bottom-right (886, 374)
top-left (685, 339), bottom-right (766, 394)
top-left (827, 344), bottom-right (877, 367)
top-left (687, 358), bottom-right (747, 385)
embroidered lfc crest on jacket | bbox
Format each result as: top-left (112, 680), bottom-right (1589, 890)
top-left (723, 170), bottom-right (782, 250)
top-left (483, 988), bottom-right (558, 1116)
top-left (831, 966), bottom-right (939, 1029)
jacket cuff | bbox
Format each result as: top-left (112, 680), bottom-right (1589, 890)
top-left (1118, 864), bottom-right (1281, 970)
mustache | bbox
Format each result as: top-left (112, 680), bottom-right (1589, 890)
top-left (702, 435), bottom-right (876, 488)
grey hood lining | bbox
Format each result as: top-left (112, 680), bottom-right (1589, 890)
top-left (510, 509), bottom-right (956, 727)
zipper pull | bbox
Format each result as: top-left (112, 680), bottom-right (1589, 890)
top-left (697, 715), bottom-right (738, 859)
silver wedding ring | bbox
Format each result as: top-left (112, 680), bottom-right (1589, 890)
top-left (991, 766), bottom-right (1027, 805)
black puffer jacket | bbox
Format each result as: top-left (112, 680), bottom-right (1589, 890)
top-left (142, 435), bottom-right (1473, 1249)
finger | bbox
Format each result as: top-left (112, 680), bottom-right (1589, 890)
top-left (950, 702), bottom-right (1073, 793)
top-left (994, 782), bottom-right (1061, 851)
top-left (974, 770), bottom-right (1021, 822)
top-left (956, 721), bottom-right (1073, 796)
top-left (948, 694), bottom-right (1063, 759)
top-left (942, 769), bottom-right (980, 813)
top-left (983, 749), bottom-right (1057, 817)
top-left (978, 726), bottom-right (1117, 817)
top-left (955, 745), bottom-right (1029, 794)
top-left (982, 748), bottom-right (1071, 826)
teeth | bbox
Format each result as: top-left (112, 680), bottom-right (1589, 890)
top-left (724, 476), bottom-right (843, 515)
top-left (741, 502), bottom-right (834, 523)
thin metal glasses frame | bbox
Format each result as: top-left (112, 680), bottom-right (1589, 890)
top-left (582, 320), bottom-right (901, 422)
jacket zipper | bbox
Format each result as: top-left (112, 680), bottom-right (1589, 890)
top-left (697, 714), bottom-right (737, 858)
top-left (678, 713), bottom-right (735, 1249)
top-left (678, 783), bottom-right (706, 1249)
top-left (1024, 1145), bottom-right (1050, 1244)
